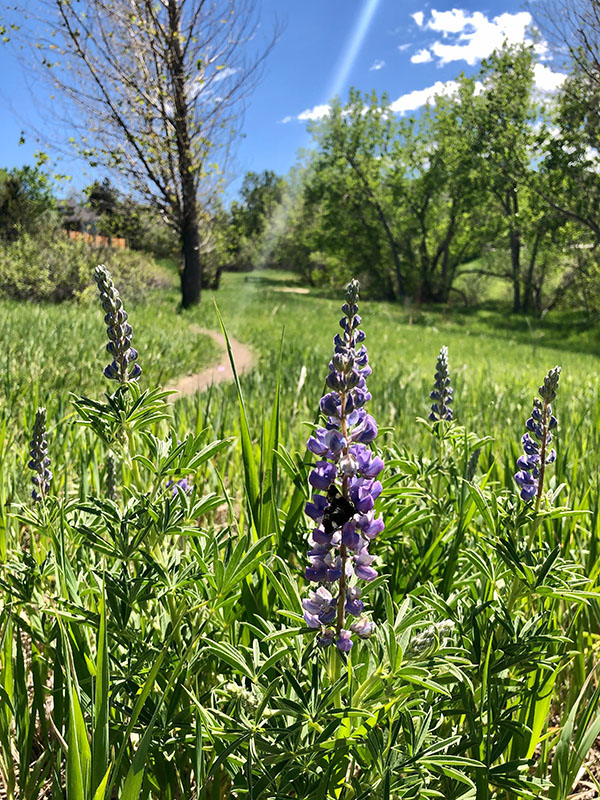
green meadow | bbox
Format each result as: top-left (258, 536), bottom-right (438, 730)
top-left (1, 264), bottom-right (600, 799)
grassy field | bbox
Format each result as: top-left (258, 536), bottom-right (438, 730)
top-left (176, 269), bottom-right (600, 492)
top-left (1, 265), bottom-right (600, 799)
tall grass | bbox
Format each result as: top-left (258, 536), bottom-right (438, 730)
top-left (0, 269), bottom-right (599, 799)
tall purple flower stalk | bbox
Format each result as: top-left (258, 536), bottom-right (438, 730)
top-left (94, 265), bottom-right (141, 383)
top-left (429, 346), bottom-right (453, 422)
top-left (303, 279), bottom-right (383, 652)
top-left (514, 366), bottom-right (560, 506)
top-left (29, 407), bottom-right (52, 502)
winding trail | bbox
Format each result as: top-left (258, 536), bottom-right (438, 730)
top-left (165, 324), bottom-right (256, 399)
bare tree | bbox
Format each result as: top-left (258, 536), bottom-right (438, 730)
top-left (529, 0), bottom-right (600, 248)
top-left (10, 0), bottom-right (277, 306)
top-left (535, 0), bottom-right (600, 85)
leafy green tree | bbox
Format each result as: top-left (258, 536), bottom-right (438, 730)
top-left (306, 90), bottom-right (406, 298)
top-left (0, 165), bottom-right (57, 242)
top-left (301, 83), bottom-right (488, 302)
top-left (471, 45), bottom-right (540, 312)
top-left (84, 179), bottom-right (178, 257)
top-left (227, 170), bottom-right (286, 269)
top-left (534, 70), bottom-right (600, 243)
top-left (390, 81), bottom-right (486, 303)
top-left (86, 177), bottom-right (120, 220)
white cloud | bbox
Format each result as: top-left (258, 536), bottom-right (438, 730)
top-left (419, 9), bottom-right (534, 66)
top-left (283, 55), bottom-right (565, 125)
top-left (389, 80), bottom-right (459, 114)
top-left (369, 59), bottom-right (386, 71)
top-left (297, 104), bottom-right (331, 122)
top-left (398, 43), bottom-right (411, 52)
top-left (213, 66), bottom-right (238, 82)
top-left (427, 8), bottom-right (474, 34)
top-left (411, 48), bottom-right (433, 64)
top-left (412, 11), bottom-right (424, 27)
top-left (533, 63), bottom-right (566, 92)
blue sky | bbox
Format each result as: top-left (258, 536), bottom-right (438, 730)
top-left (0, 0), bottom-right (565, 200)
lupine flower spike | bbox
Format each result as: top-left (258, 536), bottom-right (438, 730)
top-left (303, 279), bottom-right (383, 652)
top-left (94, 264), bottom-right (141, 383)
top-left (29, 407), bottom-right (52, 502)
top-left (514, 366), bottom-right (561, 505)
top-left (429, 346), bottom-right (453, 422)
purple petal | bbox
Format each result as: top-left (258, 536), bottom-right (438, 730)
top-left (336, 630), bottom-right (353, 652)
top-left (304, 611), bottom-right (320, 628)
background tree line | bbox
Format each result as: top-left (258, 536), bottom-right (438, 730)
top-left (223, 42), bottom-right (600, 314)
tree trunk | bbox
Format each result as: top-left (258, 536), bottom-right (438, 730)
top-left (169, 0), bottom-right (202, 307)
top-left (180, 205), bottom-right (202, 308)
top-left (508, 189), bottom-right (521, 312)
top-left (522, 229), bottom-right (542, 313)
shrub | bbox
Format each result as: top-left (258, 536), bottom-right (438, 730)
top-left (0, 231), bottom-right (171, 302)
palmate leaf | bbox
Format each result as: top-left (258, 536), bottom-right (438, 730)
top-left (133, 430), bottom-right (231, 480)
top-left (202, 639), bottom-right (255, 680)
top-left (71, 383), bottom-right (172, 448)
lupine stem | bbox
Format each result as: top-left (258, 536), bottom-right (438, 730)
top-left (535, 400), bottom-right (549, 513)
top-left (336, 391), bottom-right (349, 635)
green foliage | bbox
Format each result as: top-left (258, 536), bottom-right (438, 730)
top-left (0, 232), bottom-right (171, 302)
top-left (225, 170), bottom-right (287, 270)
top-left (84, 178), bottom-right (179, 258)
top-left (0, 165), bottom-right (58, 242)
top-left (0, 270), bottom-right (599, 798)
top-left (221, 43), bottom-right (600, 315)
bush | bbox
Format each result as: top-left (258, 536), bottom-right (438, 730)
top-left (0, 231), bottom-right (171, 302)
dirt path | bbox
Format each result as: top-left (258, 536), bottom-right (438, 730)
top-left (165, 325), bottom-right (256, 399)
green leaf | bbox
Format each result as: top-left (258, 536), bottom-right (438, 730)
top-left (214, 301), bottom-right (260, 535)
top-left (203, 640), bottom-right (254, 680)
top-left (65, 663), bottom-right (91, 800)
top-left (92, 581), bottom-right (110, 795)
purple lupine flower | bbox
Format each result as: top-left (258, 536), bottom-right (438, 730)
top-left (302, 279), bottom-right (382, 651)
top-left (429, 346), bottom-right (453, 422)
top-left (350, 617), bottom-right (376, 639)
top-left (309, 461), bottom-right (338, 491)
top-left (166, 477), bottom-right (192, 497)
top-left (336, 629), bottom-right (353, 652)
top-left (29, 407), bottom-right (52, 502)
top-left (317, 629), bottom-right (335, 648)
top-left (345, 586), bottom-right (364, 616)
top-left (94, 265), bottom-right (142, 383)
top-left (514, 366), bottom-right (561, 504)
